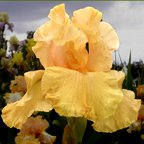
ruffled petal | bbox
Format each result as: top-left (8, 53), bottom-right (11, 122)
top-left (108, 70), bottom-right (125, 88)
top-left (2, 71), bottom-right (52, 129)
top-left (41, 67), bottom-right (124, 122)
top-left (41, 66), bottom-right (90, 117)
top-left (33, 4), bottom-right (88, 71)
top-left (48, 4), bottom-right (69, 25)
top-left (99, 22), bottom-right (119, 51)
top-left (41, 67), bottom-right (140, 132)
top-left (86, 22), bottom-right (119, 72)
top-left (93, 89), bottom-right (141, 132)
top-left (72, 8), bottom-right (119, 72)
top-left (72, 7), bottom-right (102, 33)
top-left (85, 22), bottom-right (119, 72)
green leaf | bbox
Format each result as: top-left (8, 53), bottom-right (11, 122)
top-left (52, 120), bottom-right (61, 126)
top-left (127, 52), bottom-right (133, 89)
top-left (67, 117), bottom-right (87, 144)
top-left (123, 52), bottom-right (136, 92)
top-left (138, 73), bottom-right (142, 85)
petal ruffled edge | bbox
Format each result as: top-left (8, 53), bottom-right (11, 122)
top-left (72, 6), bottom-right (102, 33)
top-left (92, 89), bottom-right (141, 133)
top-left (86, 22), bottom-right (119, 72)
top-left (48, 4), bottom-right (69, 25)
top-left (41, 67), bottom-right (125, 126)
top-left (99, 22), bottom-right (119, 51)
top-left (2, 70), bottom-right (52, 129)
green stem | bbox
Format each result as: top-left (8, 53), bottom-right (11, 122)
top-left (67, 117), bottom-right (87, 144)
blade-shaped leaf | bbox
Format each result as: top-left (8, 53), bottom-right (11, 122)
top-left (123, 52), bottom-right (136, 93)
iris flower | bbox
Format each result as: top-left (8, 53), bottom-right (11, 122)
top-left (2, 4), bottom-right (141, 132)
top-left (15, 116), bottom-right (56, 144)
top-left (137, 85), bottom-right (144, 99)
top-left (10, 75), bottom-right (27, 94)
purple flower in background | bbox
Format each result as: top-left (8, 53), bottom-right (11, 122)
top-left (18, 40), bottom-right (26, 52)
top-left (19, 40), bottom-right (26, 46)
top-left (7, 23), bottom-right (14, 32)
top-left (0, 22), bottom-right (5, 30)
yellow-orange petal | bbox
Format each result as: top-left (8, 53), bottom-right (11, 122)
top-left (41, 67), bottom-right (124, 123)
top-left (2, 70), bottom-right (52, 129)
top-left (99, 22), bottom-right (119, 50)
top-left (48, 4), bottom-right (69, 25)
top-left (93, 89), bottom-right (141, 132)
top-left (72, 7), bottom-right (102, 33)
top-left (33, 4), bottom-right (88, 71)
top-left (108, 70), bottom-right (125, 88)
top-left (32, 41), bottom-right (55, 68)
top-left (86, 22), bottom-right (119, 72)
top-left (72, 7), bottom-right (119, 72)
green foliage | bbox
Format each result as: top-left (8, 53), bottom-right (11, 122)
top-left (21, 39), bottom-right (43, 71)
top-left (67, 117), bottom-right (87, 144)
top-left (9, 35), bottom-right (19, 46)
top-left (0, 12), bottom-right (9, 23)
top-left (11, 52), bottom-right (23, 66)
top-left (123, 52), bottom-right (135, 92)
top-left (0, 23), bottom-right (43, 143)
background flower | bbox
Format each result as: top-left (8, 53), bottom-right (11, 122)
top-left (15, 116), bottom-right (56, 144)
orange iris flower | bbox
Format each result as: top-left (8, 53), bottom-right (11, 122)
top-left (2, 4), bottom-right (141, 132)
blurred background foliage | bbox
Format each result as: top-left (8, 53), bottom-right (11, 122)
top-left (0, 12), bottom-right (144, 144)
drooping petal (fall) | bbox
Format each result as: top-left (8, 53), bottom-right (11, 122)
top-left (108, 70), bottom-right (125, 88)
top-left (72, 7), bottom-right (119, 72)
top-left (33, 4), bottom-right (88, 71)
top-left (41, 67), bottom-right (140, 132)
top-left (2, 70), bottom-right (52, 129)
top-left (93, 89), bottom-right (141, 132)
top-left (41, 67), bottom-right (126, 128)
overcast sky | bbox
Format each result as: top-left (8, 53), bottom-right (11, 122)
top-left (0, 1), bottom-right (144, 63)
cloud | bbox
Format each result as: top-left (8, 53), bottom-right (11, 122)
top-left (5, 31), bottom-right (27, 41)
top-left (104, 1), bottom-right (144, 29)
top-left (4, 17), bottom-right (47, 43)
top-left (14, 18), bottom-right (47, 33)
top-left (103, 1), bottom-right (144, 62)
top-left (1, 1), bottom-right (144, 62)
top-left (2, 1), bottom-right (115, 39)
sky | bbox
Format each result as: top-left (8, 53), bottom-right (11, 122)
top-left (0, 1), bottom-right (144, 63)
